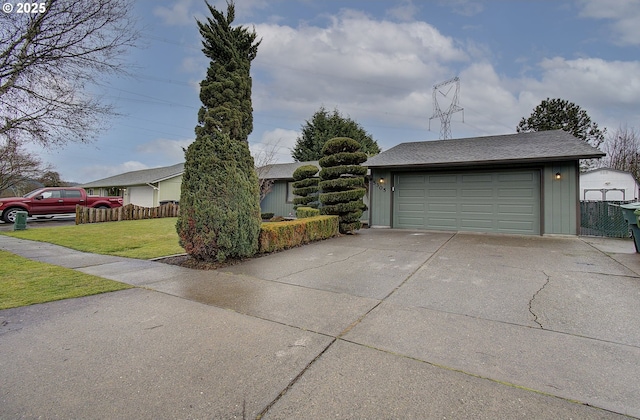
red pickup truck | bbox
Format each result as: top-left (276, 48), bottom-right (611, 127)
top-left (0, 187), bottom-right (123, 223)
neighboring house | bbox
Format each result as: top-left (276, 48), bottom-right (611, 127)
top-left (258, 161), bottom-right (369, 221)
top-left (81, 163), bottom-right (184, 207)
top-left (579, 167), bottom-right (639, 201)
top-left (364, 130), bottom-right (605, 236)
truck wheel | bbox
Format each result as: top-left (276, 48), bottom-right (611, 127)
top-left (2, 207), bottom-right (23, 224)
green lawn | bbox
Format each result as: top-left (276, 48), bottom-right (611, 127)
top-left (0, 250), bottom-right (132, 310)
top-left (2, 218), bottom-right (184, 259)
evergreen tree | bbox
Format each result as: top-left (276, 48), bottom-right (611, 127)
top-left (177, 1), bottom-right (261, 261)
top-left (318, 137), bottom-right (368, 234)
top-left (196, 1), bottom-right (260, 143)
top-left (177, 132), bottom-right (261, 261)
top-left (292, 107), bottom-right (380, 161)
top-left (517, 98), bottom-right (605, 148)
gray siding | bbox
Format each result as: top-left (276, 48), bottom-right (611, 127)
top-left (543, 161), bottom-right (579, 235)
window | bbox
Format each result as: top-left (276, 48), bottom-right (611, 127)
top-left (64, 190), bottom-right (82, 198)
top-left (41, 190), bottom-right (61, 199)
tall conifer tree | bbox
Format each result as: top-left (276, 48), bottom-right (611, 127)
top-left (177, 1), bottom-right (261, 261)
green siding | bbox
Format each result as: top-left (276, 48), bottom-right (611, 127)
top-left (543, 161), bottom-right (578, 235)
top-left (260, 181), bottom-right (295, 217)
top-left (370, 169), bottom-right (392, 227)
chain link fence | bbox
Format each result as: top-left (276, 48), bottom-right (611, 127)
top-left (580, 200), bottom-right (634, 238)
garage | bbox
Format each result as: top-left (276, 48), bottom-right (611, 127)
top-left (394, 170), bottom-right (540, 234)
top-left (364, 130), bottom-right (605, 236)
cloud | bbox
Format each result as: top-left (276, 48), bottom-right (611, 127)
top-left (251, 10), bottom-right (468, 130)
top-left (137, 138), bottom-right (194, 160)
top-left (250, 128), bottom-right (299, 165)
top-left (442, 0), bottom-right (484, 17)
top-left (153, 0), bottom-right (195, 26)
top-left (82, 161), bottom-right (150, 180)
top-left (578, 0), bottom-right (640, 46)
top-left (386, 0), bottom-right (419, 22)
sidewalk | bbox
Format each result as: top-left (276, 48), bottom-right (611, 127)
top-left (1, 232), bottom-right (639, 418)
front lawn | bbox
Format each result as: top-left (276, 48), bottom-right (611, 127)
top-left (2, 218), bottom-right (184, 259)
top-left (0, 250), bottom-right (132, 310)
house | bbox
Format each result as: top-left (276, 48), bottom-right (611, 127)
top-left (579, 167), bottom-right (639, 201)
top-left (81, 163), bottom-right (184, 207)
top-left (363, 130), bottom-right (605, 235)
top-left (258, 161), bottom-right (369, 221)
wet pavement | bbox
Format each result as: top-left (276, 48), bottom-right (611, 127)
top-left (1, 230), bottom-right (639, 418)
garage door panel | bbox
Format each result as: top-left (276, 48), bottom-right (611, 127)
top-left (498, 188), bottom-right (535, 198)
top-left (397, 175), bottom-right (426, 185)
top-left (461, 204), bottom-right (493, 213)
top-left (461, 218), bottom-right (494, 229)
top-left (462, 174), bottom-right (493, 182)
top-left (428, 175), bottom-right (457, 183)
top-left (428, 203), bottom-right (457, 212)
top-left (428, 189), bottom-right (457, 198)
top-left (398, 188), bottom-right (425, 198)
top-left (461, 188), bottom-right (493, 198)
top-left (394, 170), bottom-right (540, 235)
top-left (498, 172), bottom-right (535, 182)
top-left (427, 217), bottom-right (458, 229)
top-left (398, 203), bottom-right (424, 212)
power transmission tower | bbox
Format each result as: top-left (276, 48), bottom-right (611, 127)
top-left (429, 76), bottom-right (463, 139)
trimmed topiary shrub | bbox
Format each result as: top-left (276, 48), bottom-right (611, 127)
top-left (292, 164), bottom-right (319, 209)
top-left (261, 212), bottom-right (274, 220)
top-left (296, 206), bottom-right (320, 218)
top-left (318, 137), bottom-right (368, 234)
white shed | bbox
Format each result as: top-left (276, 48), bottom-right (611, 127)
top-left (580, 168), bottom-right (639, 201)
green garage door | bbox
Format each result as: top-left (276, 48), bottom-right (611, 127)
top-left (394, 170), bottom-right (540, 234)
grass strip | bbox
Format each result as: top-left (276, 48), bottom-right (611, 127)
top-left (2, 218), bottom-right (184, 259)
top-left (0, 250), bottom-right (132, 310)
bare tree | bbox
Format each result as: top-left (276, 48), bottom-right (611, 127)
top-left (0, 0), bottom-right (139, 147)
top-left (0, 140), bottom-right (48, 195)
top-left (601, 125), bottom-right (640, 181)
top-left (253, 140), bottom-right (282, 201)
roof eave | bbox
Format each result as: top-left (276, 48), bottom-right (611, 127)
top-left (365, 154), bottom-right (606, 169)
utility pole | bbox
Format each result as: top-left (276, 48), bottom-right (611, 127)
top-left (429, 76), bottom-right (463, 139)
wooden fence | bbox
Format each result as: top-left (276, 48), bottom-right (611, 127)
top-left (76, 203), bottom-right (180, 225)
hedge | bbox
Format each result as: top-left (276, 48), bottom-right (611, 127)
top-left (259, 215), bottom-right (339, 253)
top-left (296, 206), bottom-right (321, 218)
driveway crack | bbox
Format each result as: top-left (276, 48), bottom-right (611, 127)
top-left (274, 247), bottom-right (369, 280)
top-left (529, 271), bottom-right (550, 329)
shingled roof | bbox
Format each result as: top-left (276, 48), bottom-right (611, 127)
top-left (257, 161), bottom-right (320, 180)
top-left (81, 163), bottom-right (185, 188)
top-left (364, 130), bottom-right (605, 168)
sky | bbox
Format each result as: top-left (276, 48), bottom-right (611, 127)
top-left (39, 0), bottom-right (640, 184)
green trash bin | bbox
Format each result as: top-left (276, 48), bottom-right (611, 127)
top-left (619, 203), bottom-right (640, 252)
top-left (14, 211), bottom-right (27, 231)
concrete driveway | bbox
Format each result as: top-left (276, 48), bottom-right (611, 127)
top-left (1, 230), bottom-right (639, 418)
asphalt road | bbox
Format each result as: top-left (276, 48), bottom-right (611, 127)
top-left (0, 214), bottom-right (76, 231)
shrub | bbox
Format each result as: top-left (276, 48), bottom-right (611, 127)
top-left (176, 132), bottom-right (261, 262)
top-left (258, 215), bottom-right (338, 253)
top-left (318, 137), bottom-right (368, 234)
top-left (296, 206), bottom-right (320, 218)
top-left (292, 164), bottom-right (319, 209)
top-left (261, 212), bottom-right (274, 220)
